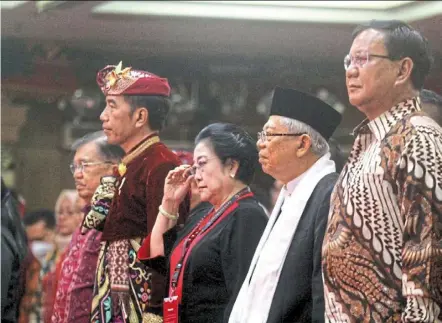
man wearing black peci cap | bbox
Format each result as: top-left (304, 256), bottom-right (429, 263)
top-left (229, 87), bottom-right (342, 323)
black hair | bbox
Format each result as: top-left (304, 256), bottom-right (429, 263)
top-left (71, 130), bottom-right (125, 162)
top-left (352, 20), bottom-right (432, 90)
top-left (124, 95), bottom-right (171, 131)
top-left (420, 89), bottom-right (442, 109)
top-left (23, 209), bottom-right (56, 229)
top-left (195, 123), bottom-right (258, 185)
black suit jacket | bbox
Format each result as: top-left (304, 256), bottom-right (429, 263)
top-left (1, 180), bottom-right (27, 323)
top-left (266, 173), bottom-right (338, 323)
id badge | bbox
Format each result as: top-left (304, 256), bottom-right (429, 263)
top-left (163, 296), bottom-right (179, 323)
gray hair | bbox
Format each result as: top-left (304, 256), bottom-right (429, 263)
top-left (71, 131), bottom-right (125, 162)
top-left (280, 117), bottom-right (329, 157)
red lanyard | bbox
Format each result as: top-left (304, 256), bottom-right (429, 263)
top-left (169, 188), bottom-right (253, 298)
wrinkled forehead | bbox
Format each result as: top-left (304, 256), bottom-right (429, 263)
top-left (73, 142), bottom-right (101, 162)
top-left (350, 29), bottom-right (387, 54)
top-left (263, 116), bottom-right (288, 131)
top-left (193, 140), bottom-right (215, 161)
top-left (105, 95), bottom-right (126, 105)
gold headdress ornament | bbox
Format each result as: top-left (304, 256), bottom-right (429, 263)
top-left (104, 61), bottom-right (132, 89)
top-left (96, 61), bottom-right (171, 96)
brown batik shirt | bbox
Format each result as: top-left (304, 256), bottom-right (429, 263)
top-left (322, 97), bottom-right (442, 322)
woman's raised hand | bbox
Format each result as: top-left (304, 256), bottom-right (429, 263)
top-left (162, 164), bottom-right (194, 206)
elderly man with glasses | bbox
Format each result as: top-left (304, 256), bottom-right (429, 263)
top-left (51, 131), bottom-right (124, 323)
top-left (229, 86), bottom-right (341, 323)
top-left (322, 20), bottom-right (442, 322)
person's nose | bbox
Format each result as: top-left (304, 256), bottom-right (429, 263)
top-left (257, 138), bottom-right (266, 151)
top-left (346, 64), bottom-right (359, 80)
top-left (73, 168), bottom-right (83, 179)
top-left (194, 169), bottom-right (203, 181)
top-left (100, 106), bottom-right (108, 122)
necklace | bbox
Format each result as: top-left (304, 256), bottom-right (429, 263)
top-left (118, 135), bottom-right (160, 176)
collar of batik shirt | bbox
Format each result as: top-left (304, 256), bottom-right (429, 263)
top-left (352, 96), bottom-right (422, 141)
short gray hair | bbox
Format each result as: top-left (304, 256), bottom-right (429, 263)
top-left (280, 117), bottom-right (329, 157)
top-left (71, 131), bottom-right (125, 162)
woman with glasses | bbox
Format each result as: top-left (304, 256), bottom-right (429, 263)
top-left (138, 123), bottom-right (268, 323)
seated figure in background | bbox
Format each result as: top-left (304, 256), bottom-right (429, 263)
top-left (19, 209), bottom-right (56, 323)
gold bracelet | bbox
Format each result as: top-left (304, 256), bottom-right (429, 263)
top-left (159, 205), bottom-right (179, 221)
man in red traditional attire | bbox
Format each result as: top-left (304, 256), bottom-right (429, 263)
top-left (90, 62), bottom-right (189, 322)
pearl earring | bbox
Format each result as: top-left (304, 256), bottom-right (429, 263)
top-left (230, 174), bottom-right (235, 178)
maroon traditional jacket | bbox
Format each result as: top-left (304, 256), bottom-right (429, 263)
top-left (101, 134), bottom-right (189, 242)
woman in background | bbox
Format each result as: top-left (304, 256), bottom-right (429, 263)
top-left (40, 189), bottom-right (78, 323)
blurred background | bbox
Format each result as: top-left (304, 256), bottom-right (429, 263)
top-left (2, 0), bottom-right (442, 212)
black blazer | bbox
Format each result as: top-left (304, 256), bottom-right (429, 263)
top-left (1, 180), bottom-right (28, 323)
top-left (145, 197), bottom-right (268, 323)
top-left (266, 173), bottom-right (338, 323)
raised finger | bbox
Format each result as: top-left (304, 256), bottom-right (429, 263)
top-left (182, 166), bottom-right (194, 178)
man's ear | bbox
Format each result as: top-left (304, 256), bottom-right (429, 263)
top-left (296, 135), bottom-right (312, 158)
top-left (395, 57), bottom-right (414, 87)
top-left (134, 107), bottom-right (149, 128)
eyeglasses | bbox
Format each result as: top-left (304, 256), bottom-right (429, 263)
top-left (189, 157), bottom-right (217, 175)
top-left (344, 52), bottom-right (391, 71)
top-left (69, 161), bottom-right (114, 174)
top-left (257, 132), bottom-right (306, 142)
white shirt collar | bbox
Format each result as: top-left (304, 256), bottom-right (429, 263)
top-left (283, 153), bottom-right (335, 197)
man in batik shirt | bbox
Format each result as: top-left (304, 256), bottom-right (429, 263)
top-left (322, 20), bottom-right (442, 322)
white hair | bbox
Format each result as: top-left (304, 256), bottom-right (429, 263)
top-left (54, 189), bottom-right (78, 219)
top-left (279, 117), bottom-right (329, 157)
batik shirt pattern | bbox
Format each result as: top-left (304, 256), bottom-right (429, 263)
top-left (322, 97), bottom-right (442, 322)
